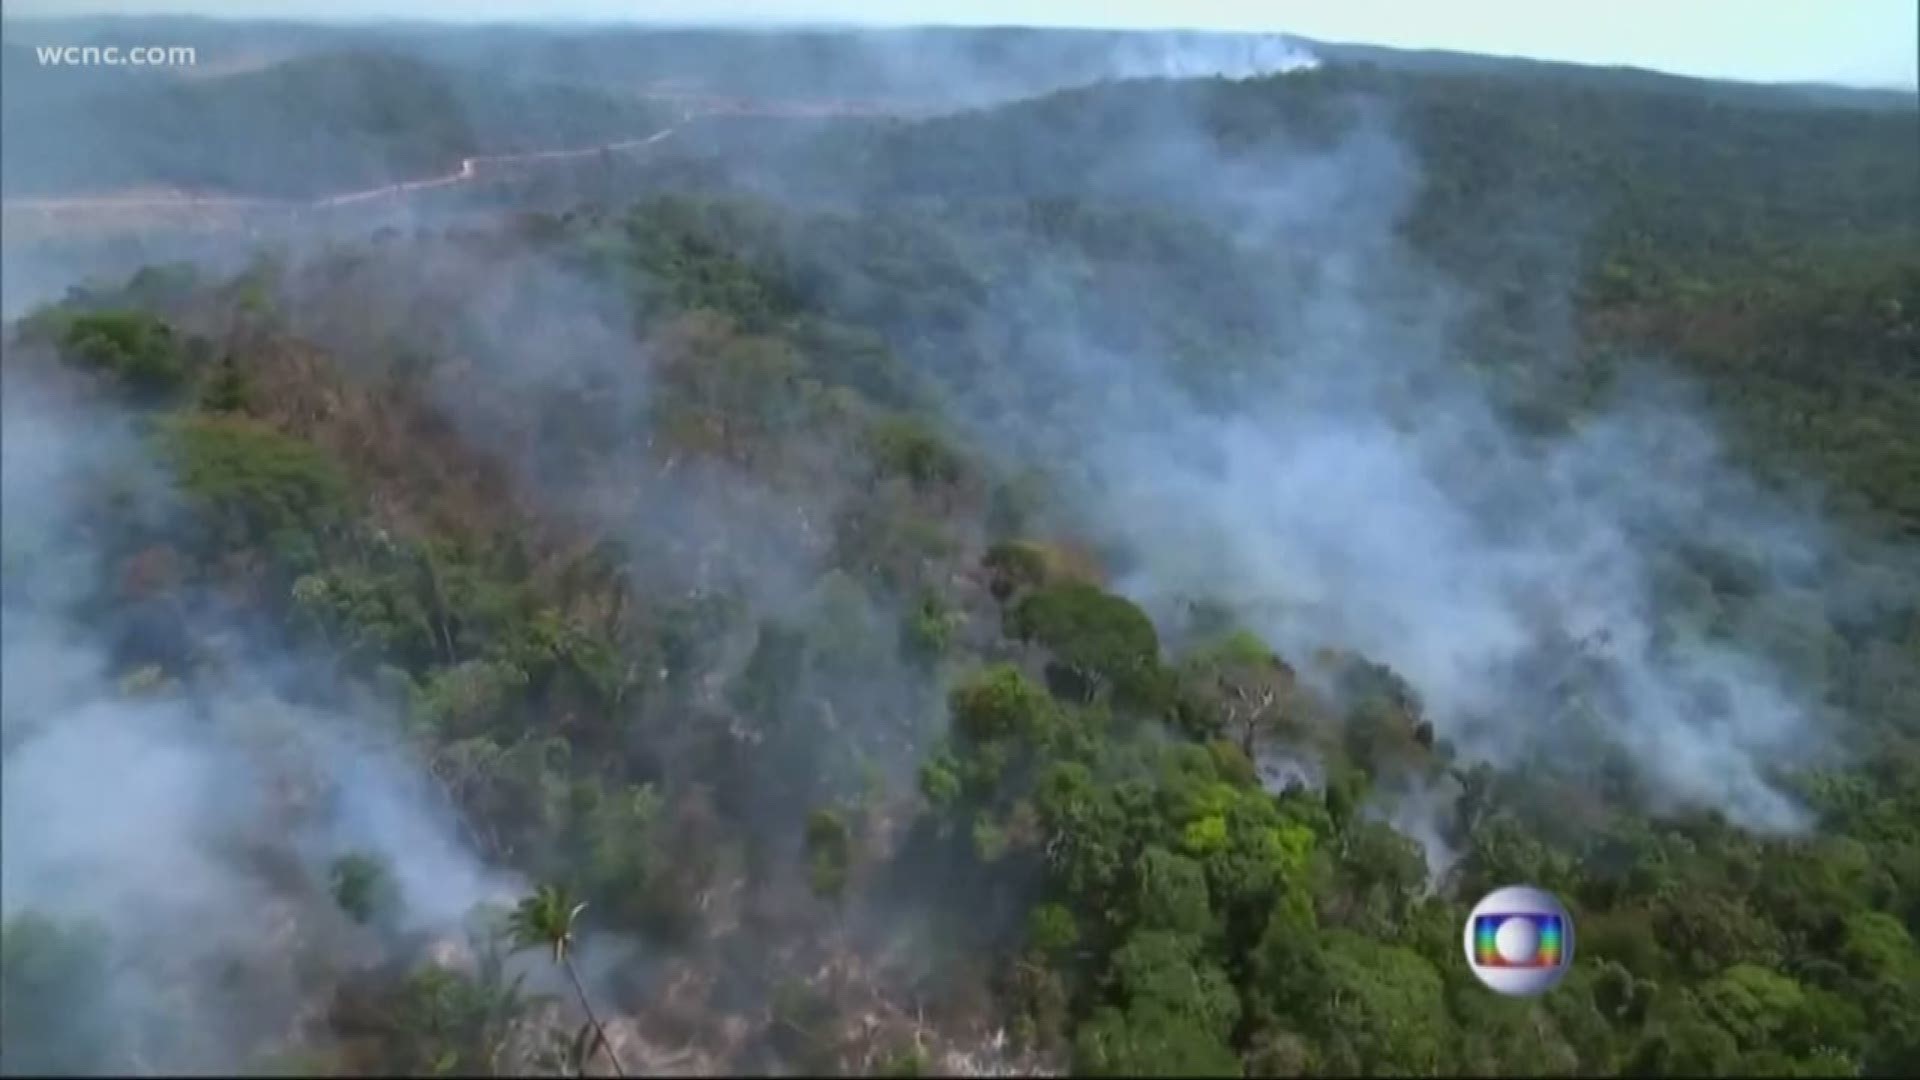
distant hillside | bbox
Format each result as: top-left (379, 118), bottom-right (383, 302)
top-left (658, 58), bottom-right (1918, 536)
top-left (1297, 36), bottom-right (1916, 109)
top-left (754, 60), bottom-right (1916, 259)
top-left (7, 16), bottom-right (1911, 108)
top-left (1, 47), bottom-right (665, 198)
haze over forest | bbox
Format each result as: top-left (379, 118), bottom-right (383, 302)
top-left (1, 10), bottom-right (1917, 1078)
top-left (6, 0), bottom-right (1916, 87)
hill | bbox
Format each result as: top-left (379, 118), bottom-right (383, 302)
top-left (1, 46), bottom-right (666, 197)
top-left (3, 25), bottom-right (1918, 1078)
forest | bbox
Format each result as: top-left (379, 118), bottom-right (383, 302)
top-left (2, 22), bottom-right (1918, 1079)
top-left (0, 47), bottom-right (671, 197)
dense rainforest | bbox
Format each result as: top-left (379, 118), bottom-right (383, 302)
top-left (2, 28), bottom-right (1918, 1079)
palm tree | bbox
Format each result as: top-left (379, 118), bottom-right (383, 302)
top-left (507, 884), bottom-right (625, 1078)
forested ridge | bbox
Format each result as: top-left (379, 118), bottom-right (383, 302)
top-left (2, 42), bottom-right (1918, 1078)
top-left (0, 47), bottom-right (669, 197)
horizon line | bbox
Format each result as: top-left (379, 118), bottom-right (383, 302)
top-left (2, 12), bottom-right (1914, 94)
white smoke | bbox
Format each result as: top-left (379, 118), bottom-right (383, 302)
top-left (1105, 32), bottom-right (1320, 81)
top-left (0, 362), bottom-right (519, 1070)
top-left (896, 95), bottom-right (1835, 833)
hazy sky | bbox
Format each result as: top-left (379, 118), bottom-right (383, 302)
top-left (6, 0), bottom-right (1916, 88)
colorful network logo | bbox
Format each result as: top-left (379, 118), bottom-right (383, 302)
top-left (1463, 885), bottom-right (1574, 996)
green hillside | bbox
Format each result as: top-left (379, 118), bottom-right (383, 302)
top-left (1, 47), bottom-right (665, 197)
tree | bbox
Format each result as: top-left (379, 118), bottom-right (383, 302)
top-left (1327, 819), bottom-right (1429, 938)
top-left (1625, 999), bottom-right (1741, 1077)
top-left (1697, 965), bottom-right (1808, 1050)
top-left (866, 413), bottom-right (968, 494)
top-left (1255, 929), bottom-right (1451, 1076)
top-left (0, 913), bottom-right (118, 1075)
top-left (950, 663), bottom-right (1060, 747)
top-left (1176, 630), bottom-right (1296, 753)
top-left (1075, 930), bottom-right (1243, 1077)
top-left (1131, 845), bottom-right (1214, 936)
top-left (54, 309), bottom-right (198, 401)
top-left (330, 851), bottom-right (399, 927)
top-left (1006, 582), bottom-right (1166, 709)
top-left (155, 414), bottom-right (351, 573)
top-left (508, 884), bottom-right (624, 1079)
top-left (329, 923), bottom-right (535, 1077)
top-left (1107, 930), bottom-right (1241, 1039)
top-left (805, 807), bottom-right (854, 901)
top-left (199, 353), bottom-right (251, 413)
top-left (983, 541), bottom-right (1052, 601)
top-left (558, 538), bottom-right (633, 640)
top-left (1074, 1002), bottom-right (1242, 1077)
top-left (1650, 891), bottom-right (1786, 979)
top-left (1027, 902), bottom-right (1081, 959)
top-left (902, 590), bottom-right (960, 664)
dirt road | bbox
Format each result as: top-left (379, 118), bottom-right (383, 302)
top-left (0, 86), bottom-right (928, 231)
top-left (312, 126), bottom-right (679, 208)
top-left (2, 125), bottom-right (681, 218)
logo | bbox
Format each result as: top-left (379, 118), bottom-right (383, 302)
top-left (1464, 885), bottom-right (1574, 996)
